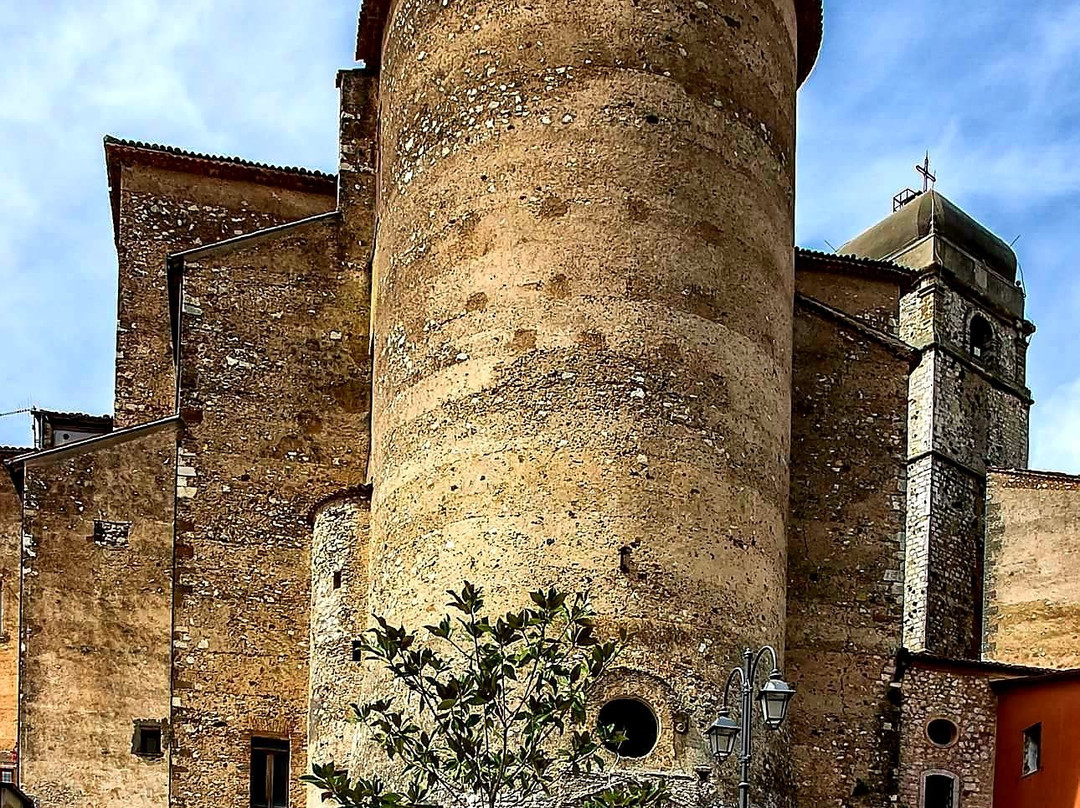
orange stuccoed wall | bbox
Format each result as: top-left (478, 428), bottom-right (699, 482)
top-left (994, 677), bottom-right (1080, 808)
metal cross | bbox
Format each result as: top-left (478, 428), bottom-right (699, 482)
top-left (916, 152), bottom-right (937, 192)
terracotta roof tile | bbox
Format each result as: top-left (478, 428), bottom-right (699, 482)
top-left (103, 136), bottom-right (334, 181)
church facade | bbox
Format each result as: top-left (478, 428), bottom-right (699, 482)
top-left (3, 2), bottom-right (1080, 808)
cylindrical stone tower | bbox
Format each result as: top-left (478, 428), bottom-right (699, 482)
top-left (307, 493), bottom-right (370, 808)
top-left (365, 0), bottom-right (821, 800)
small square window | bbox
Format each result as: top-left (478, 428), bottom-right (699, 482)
top-left (0, 768), bottom-right (14, 784)
top-left (1023, 723), bottom-right (1042, 776)
top-left (133, 723), bottom-right (163, 757)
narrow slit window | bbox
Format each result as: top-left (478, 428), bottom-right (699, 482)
top-left (351, 640), bottom-right (364, 662)
top-left (251, 737), bottom-right (290, 808)
top-left (333, 570), bottom-right (342, 590)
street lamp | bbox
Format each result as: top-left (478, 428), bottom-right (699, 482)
top-left (704, 646), bottom-right (795, 808)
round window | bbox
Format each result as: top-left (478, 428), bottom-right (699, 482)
top-left (597, 698), bottom-right (659, 758)
top-left (926, 718), bottom-right (959, 748)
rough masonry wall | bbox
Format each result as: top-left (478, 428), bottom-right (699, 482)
top-left (787, 295), bottom-right (909, 807)
top-left (984, 469), bottom-right (1080, 668)
top-left (369, 0), bottom-right (802, 798)
top-left (18, 424), bottom-right (178, 808)
top-left (899, 270), bottom-right (1031, 658)
top-left (930, 352), bottom-right (1028, 472)
top-left (171, 216), bottom-right (370, 808)
top-left (896, 664), bottom-right (997, 808)
top-left (793, 266), bottom-right (903, 335)
top-left (110, 156), bottom-right (336, 428)
top-left (0, 454), bottom-right (23, 766)
top-left (307, 494), bottom-right (370, 804)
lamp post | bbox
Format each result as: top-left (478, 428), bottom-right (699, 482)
top-left (705, 646), bottom-right (796, 808)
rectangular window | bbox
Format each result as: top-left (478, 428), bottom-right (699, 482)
top-left (0, 768), bottom-right (14, 784)
top-left (333, 570), bottom-right (343, 590)
top-left (352, 640), bottom-right (364, 662)
top-left (93, 520), bottom-right (131, 548)
top-left (251, 737), bottom-right (290, 808)
top-left (1023, 723), bottom-right (1042, 776)
top-left (132, 723), bottom-right (163, 757)
top-left (922, 773), bottom-right (956, 808)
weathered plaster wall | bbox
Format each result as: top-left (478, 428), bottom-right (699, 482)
top-left (896, 662), bottom-right (998, 808)
top-left (171, 216), bottom-right (370, 808)
top-left (993, 677), bottom-right (1080, 808)
top-left (984, 469), bottom-right (1080, 668)
top-left (369, 0), bottom-right (802, 798)
top-left (787, 289), bottom-right (910, 807)
top-left (0, 452), bottom-right (24, 767)
top-left (109, 153), bottom-right (336, 429)
top-left (18, 423), bottom-right (178, 808)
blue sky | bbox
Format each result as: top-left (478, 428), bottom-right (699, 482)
top-left (1, 1), bottom-right (1078, 473)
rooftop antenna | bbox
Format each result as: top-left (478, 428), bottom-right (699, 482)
top-left (823, 239), bottom-right (839, 253)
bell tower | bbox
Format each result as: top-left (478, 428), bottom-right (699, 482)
top-left (842, 185), bottom-right (1035, 658)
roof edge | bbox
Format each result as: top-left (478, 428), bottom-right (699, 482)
top-left (898, 649), bottom-right (1057, 679)
top-left (796, 246), bottom-right (915, 290)
top-left (5, 415), bottom-right (182, 470)
top-left (991, 667), bottom-right (1080, 693)
top-left (104, 136), bottom-right (337, 247)
top-left (987, 467), bottom-right (1080, 485)
top-left (103, 136), bottom-right (335, 183)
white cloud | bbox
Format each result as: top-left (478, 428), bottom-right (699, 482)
top-left (0, 0), bottom-right (350, 446)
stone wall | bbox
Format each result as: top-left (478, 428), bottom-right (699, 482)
top-left (787, 283), bottom-right (911, 807)
top-left (896, 659), bottom-right (1000, 808)
top-left (984, 469), bottom-right (1080, 668)
top-left (899, 267), bottom-right (1031, 659)
top-left (106, 142), bottom-right (337, 429)
top-left (17, 422), bottom-right (179, 808)
top-left (0, 451), bottom-right (25, 768)
top-left (792, 255), bottom-right (908, 334)
top-left (170, 214), bottom-right (371, 808)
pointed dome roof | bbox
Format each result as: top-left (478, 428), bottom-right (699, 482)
top-left (839, 191), bottom-right (1018, 282)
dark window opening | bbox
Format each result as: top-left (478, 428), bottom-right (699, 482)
top-left (970, 315), bottom-right (994, 361)
top-left (351, 640), bottom-right (364, 662)
top-left (923, 772), bottom-right (957, 808)
top-left (0, 768), bottom-right (14, 784)
top-left (597, 698), bottom-right (659, 758)
top-left (333, 570), bottom-right (342, 590)
top-left (251, 737), bottom-right (290, 808)
top-left (1023, 723), bottom-right (1042, 777)
top-left (132, 723), bottom-right (163, 757)
top-left (93, 520), bottom-right (131, 548)
top-left (926, 718), bottom-right (959, 747)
